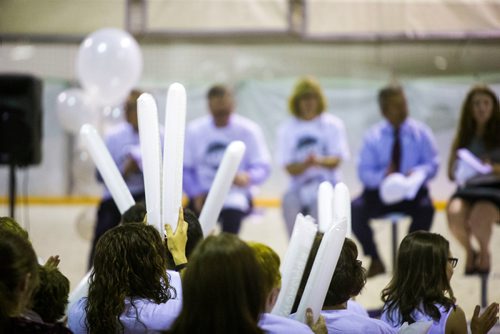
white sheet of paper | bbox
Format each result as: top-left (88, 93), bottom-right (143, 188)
top-left (457, 148), bottom-right (493, 174)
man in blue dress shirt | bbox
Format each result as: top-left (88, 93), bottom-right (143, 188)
top-left (352, 85), bottom-right (439, 277)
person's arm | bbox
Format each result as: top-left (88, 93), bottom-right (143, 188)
top-left (358, 133), bottom-right (387, 189)
top-left (490, 162), bottom-right (500, 175)
top-left (445, 305), bottom-right (468, 334)
top-left (183, 126), bottom-right (205, 200)
top-left (409, 125), bottom-right (439, 181)
top-left (243, 124), bottom-right (272, 186)
top-left (318, 117), bottom-right (349, 170)
top-left (447, 147), bottom-right (458, 181)
top-left (285, 155), bottom-right (316, 176)
top-left (316, 156), bottom-right (342, 169)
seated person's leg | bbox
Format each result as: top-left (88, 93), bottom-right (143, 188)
top-left (352, 190), bottom-right (385, 277)
top-left (404, 187), bottom-right (434, 233)
top-left (469, 200), bottom-right (498, 273)
top-left (282, 190), bottom-right (303, 236)
top-left (219, 208), bottom-right (246, 234)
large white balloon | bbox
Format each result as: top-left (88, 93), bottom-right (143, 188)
top-left (76, 28), bottom-right (142, 107)
top-left (56, 88), bottom-right (98, 134)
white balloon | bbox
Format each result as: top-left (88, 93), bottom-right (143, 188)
top-left (56, 88), bottom-right (98, 134)
top-left (76, 28), bottom-right (142, 107)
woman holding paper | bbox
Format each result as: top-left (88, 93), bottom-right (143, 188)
top-left (447, 85), bottom-right (500, 274)
top-left (277, 77), bottom-right (349, 236)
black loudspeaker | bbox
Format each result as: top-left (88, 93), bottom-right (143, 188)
top-left (0, 74), bottom-right (43, 166)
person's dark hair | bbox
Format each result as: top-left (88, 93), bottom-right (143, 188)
top-left (292, 232), bottom-right (323, 313)
top-left (0, 230), bottom-right (39, 328)
top-left (85, 223), bottom-right (174, 333)
top-left (167, 233), bottom-right (265, 334)
top-left (288, 77), bottom-right (327, 117)
top-left (121, 203), bottom-right (147, 224)
top-left (0, 216), bottom-right (29, 240)
top-left (165, 208), bottom-right (203, 269)
top-left (292, 236), bottom-right (365, 311)
top-left (324, 238), bottom-right (366, 306)
top-left (447, 85), bottom-right (500, 180)
top-left (378, 85), bottom-right (404, 111)
top-left (31, 265), bottom-right (70, 323)
top-left (207, 84), bottom-right (230, 100)
top-left (381, 231), bottom-right (455, 326)
top-left (125, 89), bottom-right (143, 113)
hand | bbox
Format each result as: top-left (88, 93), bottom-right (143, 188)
top-left (165, 207), bottom-right (188, 266)
top-left (470, 303), bottom-right (499, 334)
top-left (233, 172), bottom-right (250, 187)
top-left (306, 308), bottom-right (327, 334)
top-left (305, 154), bottom-right (317, 167)
top-left (44, 255), bottom-right (60, 270)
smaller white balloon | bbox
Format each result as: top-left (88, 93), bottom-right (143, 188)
top-left (56, 88), bottom-right (98, 134)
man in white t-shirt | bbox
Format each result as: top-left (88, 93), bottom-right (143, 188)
top-left (183, 85), bottom-right (271, 234)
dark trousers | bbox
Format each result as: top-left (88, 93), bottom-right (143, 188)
top-left (351, 187), bottom-right (434, 260)
top-left (88, 193), bottom-right (145, 269)
top-left (188, 200), bottom-right (250, 235)
top-left (219, 208), bottom-right (247, 234)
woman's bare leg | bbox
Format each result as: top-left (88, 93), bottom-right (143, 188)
top-left (447, 198), bottom-right (474, 271)
top-left (469, 201), bottom-right (499, 272)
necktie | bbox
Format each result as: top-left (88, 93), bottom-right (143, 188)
top-left (391, 127), bottom-right (401, 172)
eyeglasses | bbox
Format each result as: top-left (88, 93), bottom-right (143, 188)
top-left (448, 257), bottom-right (458, 268)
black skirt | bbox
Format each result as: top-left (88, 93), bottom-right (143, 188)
top-left (451, 174), bottom-right (500, 209)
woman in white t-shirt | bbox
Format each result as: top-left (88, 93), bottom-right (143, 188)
top-left (381, 231), bottom-right (499, 334)
top-left (277, 77), bottom-right (349, 235)
top-left (68, 219), bottom-right (187, 334)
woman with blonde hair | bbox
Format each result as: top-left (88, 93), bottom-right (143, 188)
top-left (277, 77), bottom-right (349, 235)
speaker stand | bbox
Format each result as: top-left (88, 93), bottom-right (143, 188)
top-left (9, 162), bottom-right (16, 218)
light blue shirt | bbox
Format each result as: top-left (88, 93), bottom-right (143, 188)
top-left (258, 313), bottom-right (313, 334)
top-left (322, 309), bottom-right (396, 334)
top-left (358, 118), bottom-right (439, 189)
top-left (100, 122), bottom-right (144, 199)
top-left (68, 297), bottom-right (181, 334)
top-left (381, 304), bottom-right (453, 334)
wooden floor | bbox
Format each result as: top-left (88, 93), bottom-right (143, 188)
top-left (2, 204), bottom-right (499, 331)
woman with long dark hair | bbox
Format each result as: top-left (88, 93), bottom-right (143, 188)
top-left (447, 85), bottom-right (500, 274)
top-left (381, 231), bottom-right (498, 333)
top-left (0, 229), bottom-right (71, 333)
top-left (166, 233), bottom-right (266, 334)
top-left (68, 222), bottom-right (185, 333)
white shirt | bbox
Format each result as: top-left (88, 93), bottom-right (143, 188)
top-left (68, 297), bottom-right (182, 334)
